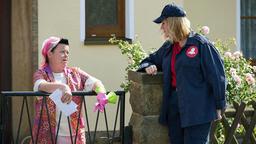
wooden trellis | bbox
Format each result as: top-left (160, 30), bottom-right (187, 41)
top-left (210, 101), bottom-right (256, 144)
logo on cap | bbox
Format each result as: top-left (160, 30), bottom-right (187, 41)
top-left (186, 46), bottom-right (198, 58)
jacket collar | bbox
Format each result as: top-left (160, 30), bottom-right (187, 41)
top-left (186, 31), bottom-right (198, 45)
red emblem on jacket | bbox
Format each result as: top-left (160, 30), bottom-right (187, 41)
top-left (186, 46), bottom-right (198, 58)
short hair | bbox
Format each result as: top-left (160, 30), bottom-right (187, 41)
top-left (166, 17), bottom-right (191, 42)
top-left (50, 38), bottom-right (69, 52)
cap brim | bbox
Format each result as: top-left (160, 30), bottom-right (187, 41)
top-left (153, 16), bottom-right (165, 24)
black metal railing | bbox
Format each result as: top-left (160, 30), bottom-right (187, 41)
top-left (0, 91), bottom-right (125, 144)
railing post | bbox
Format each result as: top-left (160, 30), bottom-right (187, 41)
top-left (0, 93), bottom-right (3, 144)
top-left (120, 91), bottom-right (125, 144)
top-left (1, 94), bottom-right (13, 143)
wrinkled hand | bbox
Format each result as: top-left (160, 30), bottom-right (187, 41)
top-left (145, 65), bottom-right (157, 75)
top-left (94, 93), bottom-right (108, 112)
top-left (61, 91), bottom-right (72, 104)
top-left (60, 85), bottom-right (72, 104)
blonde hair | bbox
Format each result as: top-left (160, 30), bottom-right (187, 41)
top-left (166, 17), bottom-right (191, 42)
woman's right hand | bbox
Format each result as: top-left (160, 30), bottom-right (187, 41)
top-left (145, 65), bottom-right (158, 75)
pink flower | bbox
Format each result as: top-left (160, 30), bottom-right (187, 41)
top-left (233, 51), bottom-right (242, 59)
top-left (246, 77), bottom-right (255, 85)
top-left (229, 68), bottom-right (237, 76)
top-left (224, 52), bottom-right (232, 58)
top-left (245, 73), bottom-right (253, 78)
top-left (232, 75), bottom-right (241, 85)
top-left (201, 26), bottom-right (210, 35)
top-left (245, 73), bottom-right (255, 85)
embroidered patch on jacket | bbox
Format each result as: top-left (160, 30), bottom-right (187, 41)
top-left (186, 46), bottom-right (198, 58)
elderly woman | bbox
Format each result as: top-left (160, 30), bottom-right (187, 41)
top-left (31, 36), bottom-right (106, 144)
top-left (138, 3), bottom-right (226, 144)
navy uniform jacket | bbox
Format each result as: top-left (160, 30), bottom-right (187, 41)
top-left (138, 32), bottom-right (226, 127)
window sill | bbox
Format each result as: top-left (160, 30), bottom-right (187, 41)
top-left (84, 37), bottom-right (132, 45)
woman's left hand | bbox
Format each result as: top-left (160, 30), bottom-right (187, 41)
top-left (60, 84), bottom-right (72, 103)
top-left (61, 91), bottom-right (72, 104)
top-left (60, 85), bottom-right (72, 104)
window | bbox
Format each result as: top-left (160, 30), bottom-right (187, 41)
top-left (85, 0), bottom-right (125, 44)
top-left (241, 0), bottom-right (256, 58)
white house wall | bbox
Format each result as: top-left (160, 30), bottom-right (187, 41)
top-left (184, 0), bottom-right (237, 42)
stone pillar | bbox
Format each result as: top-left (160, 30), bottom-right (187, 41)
top-left (128, 71), bottom-right (169, 144)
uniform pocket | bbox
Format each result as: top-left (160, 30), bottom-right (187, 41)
top-left (182, 56), bottom-right (200, 68)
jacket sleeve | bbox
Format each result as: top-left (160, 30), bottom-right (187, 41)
top-left (137, 41), bottom-right (170, 72)
top-left (201, 42), bottom-right (227, 110)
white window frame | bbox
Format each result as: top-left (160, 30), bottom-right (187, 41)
top-left (236, 0), bottom-right (241, 50)
top-left (80, 0), bottom-right (134, 42)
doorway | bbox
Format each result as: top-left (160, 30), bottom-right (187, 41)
top-left (0, 0), bottom-right (12, 143)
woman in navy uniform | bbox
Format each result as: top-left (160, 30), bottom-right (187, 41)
top-left (138, 3), bottom-right (226, 144)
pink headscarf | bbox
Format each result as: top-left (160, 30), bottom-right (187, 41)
top-left (40, 36), bottom-right (61, 68)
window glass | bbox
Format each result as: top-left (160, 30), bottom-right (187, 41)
top-left (85, 0), bottom-right (125, 42)
top-left (87, 0), bottom-right (117, 26)
top-left (241, 0), bottom-right (256, 58)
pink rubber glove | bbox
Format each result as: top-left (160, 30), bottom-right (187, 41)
top-left (93, 93), bottom-right (108, 112)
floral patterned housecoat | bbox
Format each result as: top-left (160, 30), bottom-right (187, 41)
top-left (31, 66), bottom-right (92, 144)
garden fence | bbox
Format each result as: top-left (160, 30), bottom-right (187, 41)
top-left (210, 101), bottom-right (256, 144)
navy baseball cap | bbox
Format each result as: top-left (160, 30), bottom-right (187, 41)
top-left (154, 3), bottom-right (186, 24)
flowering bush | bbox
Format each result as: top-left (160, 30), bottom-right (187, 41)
top-left (109, 37), bottom-right (147, 92)
top-left (199, 26), bottom-right (256, 105)
top-left (222, 50), bottom-right (256, 104)
top-left (213, 48), bottom-right (256, 143)
top-left (212, 39), bottom-right (256, 105)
